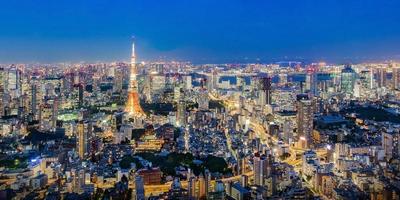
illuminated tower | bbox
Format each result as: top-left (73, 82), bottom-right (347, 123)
top-left (125, 38), bottom-right (145, 116)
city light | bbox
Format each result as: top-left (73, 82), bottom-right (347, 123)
top-left (0, 2), bottom-right (398, 199)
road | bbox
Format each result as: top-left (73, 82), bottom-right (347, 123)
top-left (95, 171), bottom-right (254, 196)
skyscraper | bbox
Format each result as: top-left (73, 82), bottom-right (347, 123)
top-left (176, 89), bottom-right (187, 127)
top-left (77, 120), bottom-right (87, 159)
top-left (0, 67), bottom-right (4, 117)
top-left (207, 70), bottom-right (218, 91)
top-left (253, 153), bottom-right (271, 186)
top-left (359, 70), bottom-right (374, 90)
top-left (297, 95), bottom-right (313, 148)
top-left (198, 80), bottom-right (209, 111)
top-left (7, 66), bottom-right (19, 91)
top-left (305, 71), bottom-right (317, 96)
top-left (125, 38), bottom-right (145, 116)
top-left (259, 76), bottom-right (272, 106)
top-left (31, 84), bottom-right (37, 118)
top-left (184, 75), bottom-right (192, 90)
top-left (376, 67), bottom-right (387, 88)
top-left (78, 83), bottom-right (84, 107)
top-left (392, 66), bottom-right (400, 90)
top-left (340, 65), bottom-right (356, 95)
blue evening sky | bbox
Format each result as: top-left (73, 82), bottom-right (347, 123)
top-left (0, 0), bottom-right (399, 63)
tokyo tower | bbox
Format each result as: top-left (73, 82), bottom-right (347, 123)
top-left (125, 38), bottom-right (145, 116)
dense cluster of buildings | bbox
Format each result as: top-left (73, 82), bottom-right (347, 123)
top-left (0, 41), bottom-right (400, 199)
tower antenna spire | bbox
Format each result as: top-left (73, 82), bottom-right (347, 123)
top-left (126, 37), bottom-right (145, 116)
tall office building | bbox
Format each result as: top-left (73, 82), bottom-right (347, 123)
top-left (39, 100), bottom-right (58, 132)
top-left (77, 121), bottom-right (87, 159)
top-left (296, 95), bottom-right (313, 148)
top-left (359, 70), bottom-right (374, 90)
top-left (259, 76), bottom-right (272, 106)
top-left (31, 84), bottom-right (37, 118)
top-left (376, 67), bottom-right (387, 88)
top-left (340, 65), bottom-right (356, 95)
top-left (392, 66), bottom-right (400, 90)
top-left (207, 70), bottom-right (218, 91)
top-left (176, 91), bottom-right (187, 127)
top-left (184, 75), bottom-right (192, 90)
top-left (7, 66), bottom-right (19, 91)
top-left (0, 68), bottom-right (4, 117)
top-left (125, 38), bottom-right (145, 116)
top-left (51, 98), bottom-right (58, 130)
top-left (253, 153), bottom-right (271, 186)
top-left (305, 71), bottom-right (317, 96)
top-left (155, 63), bottom-right (164, 74)
top-left (78, 84), bottom-right (84, 107)
top-left (198, 89), bottom-right (209, 111)
top-left (150, 74), bottom-right (166, 101)
top-left (113, 67), bottom-right (124, 93)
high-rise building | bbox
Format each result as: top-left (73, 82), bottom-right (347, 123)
top-left (7, 66), bottom-right (19, 91)
top-left (31, 84), bottom-right (37, 118)
top-left (125, 38), bottom-right (145, 116)
top-left (113, 67), bottom-right (124, 93)
top-left (359, 70), bottom-right (374, 90)
top-left (382, 132), bottom-right (393, 160)
top-left (376, 67), bottom-right (387, 88)
top-left (198, 89), bottom-right (209, 111)
top-left (392, 66), bottom-right (400, 90)
top-left (155, 63), bottom-right (164, 74)
top-left (305, 72), bottom-right (317, 96)
top-left (184, 75), bottom-right (192, 90)
top-left (150, 74), bottom-right (166, 101)
top-left (39, 99), bottom-right (58, 132)
top-left (297, 96), bottom-right (313, 148)
top-left (253, 153), bottom-right (271, 186)
top-left (176, 91), bottom-right (187, 127)
top-left (205, 170), bottom-right (211, 199)
top-left (77, 121), bottom-right (87, 159)
top-left (340, 65), bottom-right (356, 95)
top-left (0, 67), bottom-right (4, 117)
top-left (207, 70), bottom-right (218, 91)
top-left (188, 176), bottom-right (196, 199)
top-left (78, 84), bottom-right (84, 107)
top-left (198, 174), bottom-right (206, 199)
top-left (258, 76), bottom-right (272, 106)
top-left (51, 98), bottom-right (58, 130)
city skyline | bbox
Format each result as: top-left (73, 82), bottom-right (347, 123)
top-left (1, 0), bottom-right (400, 63)
top-left (2, 2), bottom-right (400, 199)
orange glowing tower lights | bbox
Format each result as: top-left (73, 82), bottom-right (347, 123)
top-left (125, 37), bottom-right (145, 116)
